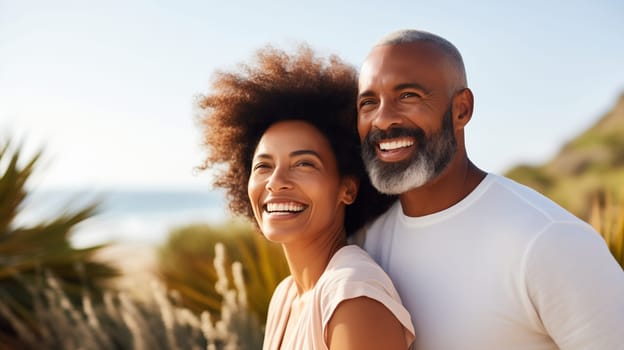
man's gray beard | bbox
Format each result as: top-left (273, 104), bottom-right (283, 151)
top-left (366, 153), bottom-right (434, 194)
top-left (362, 110), bottom-right (457, 195)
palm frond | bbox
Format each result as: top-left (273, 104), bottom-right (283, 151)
top-left (0, 137), bottom-right (120, 342)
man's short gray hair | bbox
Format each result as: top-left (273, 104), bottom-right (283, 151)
top-left (376, 29), bottom-right (467, 88)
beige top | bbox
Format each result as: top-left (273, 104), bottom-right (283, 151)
top-left (262, 245), bottom-right (415, 350)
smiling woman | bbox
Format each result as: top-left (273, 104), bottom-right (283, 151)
top-left (197, 45), bottom-right (414, 349)
top-left (247, 120), bottom-right (355, 247)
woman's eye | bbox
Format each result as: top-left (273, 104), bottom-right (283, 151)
top-left (253, 163), bottom-right (270, 171)
top-left (295, 161), bottom-right (315, 168)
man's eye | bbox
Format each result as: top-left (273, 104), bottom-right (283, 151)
top-left (400, 92), bottom-right (418, 99)
top-left (359, 99), bottom-right (376, 108)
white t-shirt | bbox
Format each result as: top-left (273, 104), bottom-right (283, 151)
top-left (262, 245), bottom-right (414, 350)
top-left (356, 174), bottom-right (624, 350)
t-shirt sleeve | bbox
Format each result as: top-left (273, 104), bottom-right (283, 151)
top-left (317, 258), bottom-right (415, 347)
top-left (526, 222), bottom-right (624, 350)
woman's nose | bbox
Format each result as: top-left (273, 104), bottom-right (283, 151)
top-left (265, 167), bottom-right (293, 192)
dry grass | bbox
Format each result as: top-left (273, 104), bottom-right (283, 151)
top-left (589, 190), bottom-right (624, 269)
top-left (0, 243), bottom-right (263, 350)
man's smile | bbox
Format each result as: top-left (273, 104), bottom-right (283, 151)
top-left (376, 137), bottom-right (416, 162)
top-left (378, 137), bottom-right (415, 151)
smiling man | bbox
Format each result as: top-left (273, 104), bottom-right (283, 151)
top-left (354, 29), bottom-right (624, 350)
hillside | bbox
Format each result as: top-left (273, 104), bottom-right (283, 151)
top-left (505, 92), bottom-right (624, 219)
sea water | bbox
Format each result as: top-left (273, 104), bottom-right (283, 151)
top-left (15, 188), bottom-right (229, 248)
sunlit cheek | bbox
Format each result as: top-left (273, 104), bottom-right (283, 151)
top-left (247, 179), bottom-right (261, 218)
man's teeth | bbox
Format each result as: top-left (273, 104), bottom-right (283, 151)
top-left (266, 202), bottom-right (305, 213)
top-left (379, 139), bottom-right (414, 151)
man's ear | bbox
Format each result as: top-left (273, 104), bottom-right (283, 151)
top-left (453, 88), bottom-right (474, 129)
top-left (341, 176), bottom-right (359, 205)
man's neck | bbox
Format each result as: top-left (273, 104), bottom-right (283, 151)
top-left (399, 157), bottom-right (486, 217)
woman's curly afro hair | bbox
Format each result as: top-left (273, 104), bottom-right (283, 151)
top-left (197, 44), bottom-right (395, 235)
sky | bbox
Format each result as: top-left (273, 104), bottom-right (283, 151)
top-left (1, 0), bottom-right (623, 192)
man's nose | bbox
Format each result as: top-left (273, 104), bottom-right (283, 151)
top-left (371, 101), bottom-right (403, 131)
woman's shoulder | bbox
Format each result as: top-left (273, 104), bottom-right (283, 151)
top-left (315, 245), bottom-right (401, 304)
top-left (271, 275), bottom-right (295, 300)
top-left (323, 245), bottom-right (391, 279)
top-left (316, 245), bottom-right (415, 347)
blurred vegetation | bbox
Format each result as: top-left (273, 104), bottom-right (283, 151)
top-left (157, 221), bottom-right (289, 324)
top-left (506, 93), bottom-right (624, 218)
top-left (0, 244), bottom-right (263, 350)
top-left (0, 137), bottom-right (263, 348)
top-left (0, 139), bottom-right (119, 345)
top-left (589, 190), bottom-right (624, 269)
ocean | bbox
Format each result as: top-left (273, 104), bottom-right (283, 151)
top-left (15, 188), bottom-right (230, 248)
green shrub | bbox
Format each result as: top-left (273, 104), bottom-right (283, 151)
top-left (157, 221), bottom-right (289, 323)
top-left (505, 164), bottom-right (553, 194)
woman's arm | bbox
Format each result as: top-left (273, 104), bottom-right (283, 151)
top-left (326, 296), bottom-right (410, 350)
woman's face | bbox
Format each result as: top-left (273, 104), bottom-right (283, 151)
top-left (248, 120), bottom-right (356, 245)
